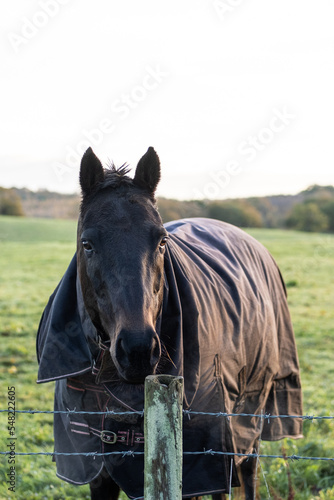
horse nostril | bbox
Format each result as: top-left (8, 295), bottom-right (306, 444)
top-left (151, 336), bottom-right (161, 367)
top-left (115, 338), bottom-right (129, 369)
top-left (114, 330), bottom-right (161, 381)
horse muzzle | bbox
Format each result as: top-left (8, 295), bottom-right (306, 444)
top-left (113, 328), bottom-right (161, 384)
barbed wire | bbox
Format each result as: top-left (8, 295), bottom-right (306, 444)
top-left (0, 408), bottom-right (143, 416)
top-left (1, 408), bottom-right (333, 421)
top-left (0, 450), bottom-right (333, 462)
top-left (1, 408), bottom-right (333, 462)
top-left (183, 410), bottom-right (334, 421)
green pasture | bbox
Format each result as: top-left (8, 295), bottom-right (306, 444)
top-left (0, 215), bottom-right (333, 499)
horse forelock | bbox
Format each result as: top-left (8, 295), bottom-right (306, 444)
top-left (102, 163), bottom-right (132, 189)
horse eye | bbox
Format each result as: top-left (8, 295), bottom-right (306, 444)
top-left (159, 236), bottom-right (168, 248)
top-left (82, 240), bottom-right (93, 252)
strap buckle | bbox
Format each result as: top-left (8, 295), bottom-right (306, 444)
top-left (100, 430), bottom-right (117, 444)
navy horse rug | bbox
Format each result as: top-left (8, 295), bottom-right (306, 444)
top-left (37, 147), bottom-right (302, 499)
top-left (37, 217), bottom-right (302, 498)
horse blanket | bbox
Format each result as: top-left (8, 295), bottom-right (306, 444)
top-left (37, 218), bottom-right (303, 498)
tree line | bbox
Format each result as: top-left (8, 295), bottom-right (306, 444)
top-left (158, 185), bottom-right (334, 233)
top-left (1, 184), bottom-right (334, 233)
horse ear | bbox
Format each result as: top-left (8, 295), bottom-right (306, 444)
top-left (133, 147), bottom-right (161, 195)
top-left (80, 147), bottom-right (104, 196)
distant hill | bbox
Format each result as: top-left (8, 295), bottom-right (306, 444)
top-left (1, 184), bottom-right (334, 232)
top-left (158, 185), bottom-right (334, 228)
top-left (12, 188), bottom-right (80, 219)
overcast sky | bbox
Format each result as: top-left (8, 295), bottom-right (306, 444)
top-left (1, 1), bottom-right (333, 200)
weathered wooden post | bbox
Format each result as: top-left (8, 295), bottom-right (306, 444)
top-left (144, 374), bottom-right (184, 500)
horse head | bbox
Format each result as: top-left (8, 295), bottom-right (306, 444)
top-left (77, 147), bottom-right (168, 384)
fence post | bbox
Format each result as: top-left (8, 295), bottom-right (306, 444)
top-left (144, 374), bottom-right (184, 500)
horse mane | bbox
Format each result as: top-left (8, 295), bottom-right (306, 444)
top-left (101, 162), bottom-right (133, 190)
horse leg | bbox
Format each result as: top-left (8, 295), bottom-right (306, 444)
top-left (89, 466), bottom-right (120, 500)
top-left (240, 456), bottom-right (257, 500)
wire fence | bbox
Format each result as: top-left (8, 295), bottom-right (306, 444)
top-left (1, 408), bottom-right (334, 462)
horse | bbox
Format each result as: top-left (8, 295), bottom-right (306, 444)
top-left (37, 147), bottom-right (303, 499)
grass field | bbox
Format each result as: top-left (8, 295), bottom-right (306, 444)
top-left (0, 215), bottom-right (333, 499)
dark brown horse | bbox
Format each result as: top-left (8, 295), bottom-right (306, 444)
top-left (37, 147), bottom-right (302, 499)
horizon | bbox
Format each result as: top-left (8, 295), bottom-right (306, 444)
top-left (4, 180), bottom-right (333, 203)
